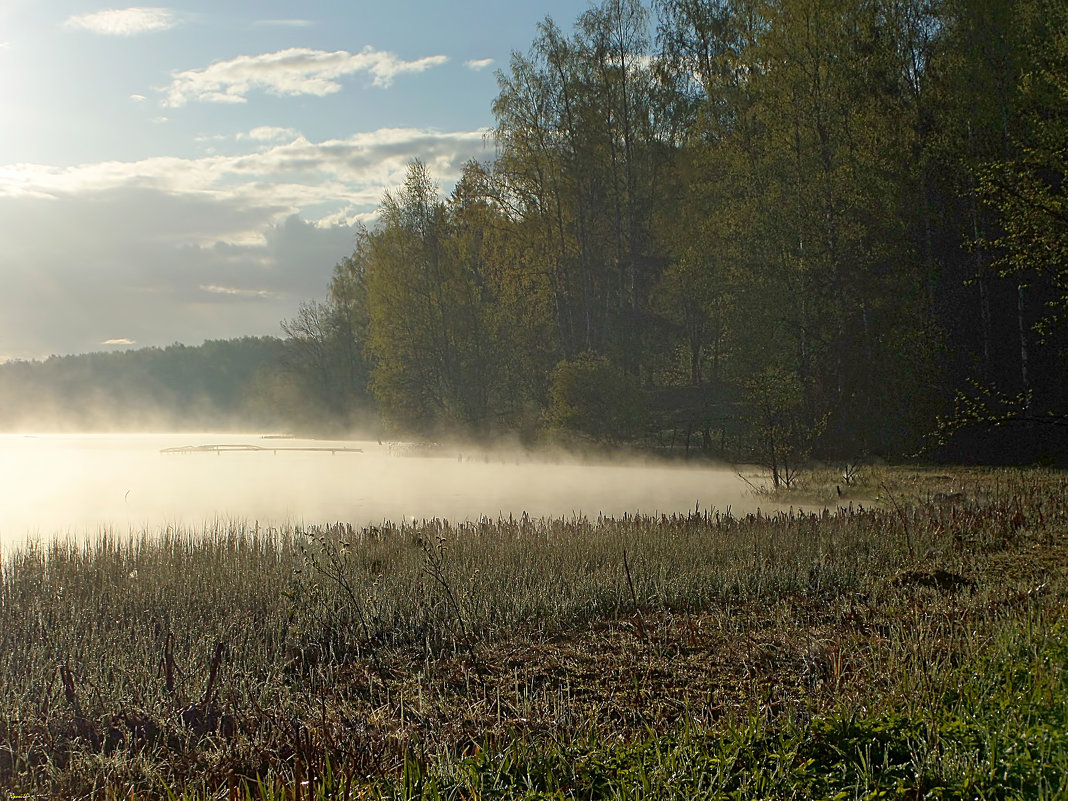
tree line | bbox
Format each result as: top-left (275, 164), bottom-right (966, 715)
top-left (0, 339), bottom-right (284, 431)
top-left (284, 0), bottom-right (1066, 466)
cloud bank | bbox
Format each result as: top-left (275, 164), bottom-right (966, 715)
top-left (0, 127), bottom-right (488, 216)
top-left (163, 47), bottom-right (449, 106)
top-left (64, 7), bottom-right (178, 36)
top-left (0, 127), bottom-right (491, 358)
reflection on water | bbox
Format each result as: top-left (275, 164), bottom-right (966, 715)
top-left (0, 433), bottom-right (772, 547)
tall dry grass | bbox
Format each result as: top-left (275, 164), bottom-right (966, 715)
top-left (0, 466), bottom-right (1064, 795)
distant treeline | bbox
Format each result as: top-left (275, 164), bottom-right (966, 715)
top-left (0, 338), bottom-right (368, 433)
top-left (280, 0), bottom-right (1067, 466)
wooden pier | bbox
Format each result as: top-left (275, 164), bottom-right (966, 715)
top-left (160, 444), bottom-right (363, 455)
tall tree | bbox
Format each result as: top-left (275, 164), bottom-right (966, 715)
top-left (363, 161), bottom-right (494, 433)
top-left (977, 0), bottom-right (1068, 335)
top-left (494, 1), bottom-right (672, 374)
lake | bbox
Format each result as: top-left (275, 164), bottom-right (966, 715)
top-left (0, 432), bottom-right (772, 548)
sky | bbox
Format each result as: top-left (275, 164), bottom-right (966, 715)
top-left (0, 0), bottom-right (594, 362)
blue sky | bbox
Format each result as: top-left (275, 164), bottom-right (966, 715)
top-left (0, 1), bottom-right (594, 361)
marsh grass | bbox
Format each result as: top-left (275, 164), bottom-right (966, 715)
top-left (1, 467), bottom-right (1066, 797)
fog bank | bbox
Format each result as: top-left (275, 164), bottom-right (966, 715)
top-left (0, 433), bottom-right (777, 549)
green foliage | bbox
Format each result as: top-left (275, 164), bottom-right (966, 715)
top-left (0, 337), bottom-right (286, 431)
top-left (493, 1), bottom-right (673, 371)
top-left (546, 352), bottom-right (647, 442)
top-left (743, 366), bottom-right (824, 488)
top-left (274, 0), bottom-right (1068, 460)
top-left (363, 161), bottom-right (496, 434)
top-left (393, 619), bottom-right (1068, 800)
top-left (976, 0), bottom-right (1068, 336)
top-left (276, 278), bottom-right (375, 431)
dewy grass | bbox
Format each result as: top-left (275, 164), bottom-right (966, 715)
top-left (0, 467), bottom-right (1065, 797)
top-left (369, 616), bottom-right (1068, 800)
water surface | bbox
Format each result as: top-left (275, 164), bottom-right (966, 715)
top-left (0, 433), bottom-right (770, 548)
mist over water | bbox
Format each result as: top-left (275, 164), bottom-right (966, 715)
top-left (0, 433), bottom-right (774, 549)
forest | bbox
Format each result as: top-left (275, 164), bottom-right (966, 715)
top-left (0, 339), bottom-right (285, 431)
top-left (3, 0), bottom-right (1066, 467)
top-left (281, 0), bottom-right (1068, 466)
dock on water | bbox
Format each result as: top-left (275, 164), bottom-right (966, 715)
top-left (161, 444), bottom-right (363, 455)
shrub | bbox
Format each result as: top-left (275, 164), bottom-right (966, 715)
top-left (546, 353), bottom-right (646, 442)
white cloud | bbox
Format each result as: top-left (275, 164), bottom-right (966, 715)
top-left (64, 7), bottom-right (178, 36)
top-left (239, 126), bottom-right (300, 143)
top-left (162, 47), bottom-right (449, 107)
top-left (130, 93), bottom-right (147, 102)
top-left (0, 128), bottom-right (489, 219)
top-left (101, 338), bottom-right (135, 345)
top-left (465, 58), bottom-right (494, 71)
top-left (199, 284), bottom-right (277, 298)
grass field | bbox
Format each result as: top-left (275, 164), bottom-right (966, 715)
top-left (1, 466), bottom-right (1066, 798)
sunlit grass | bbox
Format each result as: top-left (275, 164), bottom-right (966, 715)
top-left (0, 467), bottom-right (1065, 797)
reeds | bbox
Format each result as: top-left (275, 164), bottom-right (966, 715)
top-left (0, 467), bottom-right (1065, 796)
